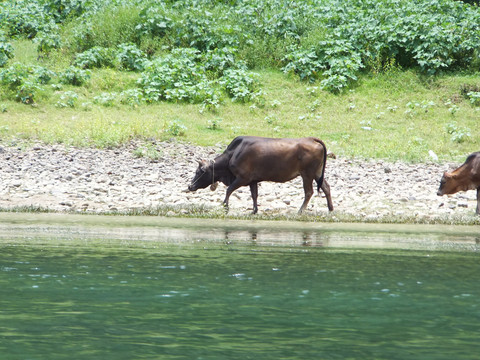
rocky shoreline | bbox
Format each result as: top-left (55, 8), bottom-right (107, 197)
top-left (0, 140), bottom-right (477, 221)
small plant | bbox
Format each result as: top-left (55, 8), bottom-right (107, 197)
top-left (207, 118), bottom-right (222, 130)
top-left (460, 84), bottom-right (480, 98)
top-left (271, 99), bottom-right (282, 108)
top-left (59, 66), bottom-right (90, 86)
top-left (467, 92), bottom-right (480, 106)
top-left (93, 92), bottom-right (117, 107)
top-left (446, 122), bottom-right (471, 143)
top-left (56, 91), bottom-right (78, 108)
top-left (119, 89), bottom-right (144, 107)
top-left (308, 99), bottom-right (320, 112)
top-left (265, 114), bottom-right (279, 125)
top-left (133, 143), bottom-right (162, 160)
top-left (165, 120), bottom-right (187, 137)
top-left (0, 104), bottom-right (7, 113)
top-left (448, 104), bottom-right (459, 115)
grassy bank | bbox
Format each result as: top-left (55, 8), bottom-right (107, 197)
top-left (1, 0), bottom-right (480, 163)
top-left (1, 62), bottom-right (479, 162)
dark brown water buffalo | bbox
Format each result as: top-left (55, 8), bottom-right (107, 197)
top-left (437, 152), bottom-right (480, 215)
top-left (188, 136), bottom-right (334, 214)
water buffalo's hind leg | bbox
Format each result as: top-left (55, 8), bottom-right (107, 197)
top-left (319, 179), bottom-right (334, 211)
top-left (476, 187), bottom-right (480, 215)
top-left (249, 182), bottom-right (259, 214)
top-left (299, 177), bottom-right (314, 213)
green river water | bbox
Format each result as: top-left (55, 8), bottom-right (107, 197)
top-left (0, 214), bottom-right (479, 359)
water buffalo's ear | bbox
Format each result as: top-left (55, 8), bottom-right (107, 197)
top-left (199, 160), bottom-right (210, 171)
top-left (443, 171), bottom-right (451, 178)
top-left (210, 182), bottom-right (218, 191)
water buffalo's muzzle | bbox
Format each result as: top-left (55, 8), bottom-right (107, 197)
top-left (437, 190), bottom-right (443, 196)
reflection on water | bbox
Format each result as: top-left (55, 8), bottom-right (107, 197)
top-left (0, 215), bottom-right (479, 359)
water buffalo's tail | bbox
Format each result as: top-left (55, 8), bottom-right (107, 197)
top-left (313, 138), bottom-right (328, 194)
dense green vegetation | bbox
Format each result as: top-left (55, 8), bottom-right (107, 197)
top-left (0, 0), bottom-right (479, 161)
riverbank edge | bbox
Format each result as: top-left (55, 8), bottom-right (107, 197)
top-left (0, 212), bottom-right (479, 237)
top-left (0, 203), bottom-right (479, 226)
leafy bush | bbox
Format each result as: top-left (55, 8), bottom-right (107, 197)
top-left (35, 30), bottom-right (62, 56)
top-left (279, 0), bottom-right (480, 91)
top-left (59, 66), bottom-right (90, 85)
top-left (174, 12), bottom-right (243, 52)
top-left (0, 63), bottom-right (33, 88)
top-left (33, 66), bottom-right (55, 84)
top-left (283, 39), bottom-right (362, 92)
top-left (202, 47), bottom-right (238, 77)
top-left (115, 43), bottom-right (147, 71)
top-left (0, 0), bottom-right (52, 38)
top-left (41, 0), bottom-right (96, 23)
top-left (0, 42), bottom-right (14, 67)
top-left (137, 48), bottom-right (202, 102)
top-left (0, 63), bottom-right (53, 103)
top-left (135, 6), bottom-right (173, 38)
top-left (282, 48), bottom-right (324, 83)
top-left (137, 47), bottom-right (259, 105)
top-left (119, 89), bottom-right (145, 107)
top-left (74, 46), bottom-right (116, 69)
top-left (220, 68), bottom-right (262, 102)
top-left (3, 0), bottom-right (480, 97)
top-left (16, 81), bottom-right (42, 104)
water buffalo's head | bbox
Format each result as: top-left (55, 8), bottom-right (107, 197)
top-left (437, 172), bottom-right (455, 196)
top-left (188, 160), bottom-right (217, 192)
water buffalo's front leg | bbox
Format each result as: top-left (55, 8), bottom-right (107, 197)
top-left (476, 187), bottom-right (480, 215)
top-left (320, 179), bottom-right (334, 211)
top-left (223, 177), bottom-right (247, 212)
top-left (249, 182), bottom-right (259, 214)
top-left (299, 177), bottom-right (314, 213)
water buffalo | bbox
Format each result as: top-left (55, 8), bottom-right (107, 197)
top-left (188, 136), bottom-right (333, 214)
top-left (437, 152), bottom-right (480, 215)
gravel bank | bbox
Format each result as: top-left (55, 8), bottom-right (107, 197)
top-left (0, 141), bottom-right (477, 221)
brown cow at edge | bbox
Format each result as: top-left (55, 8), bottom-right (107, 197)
top-left (188, 136), bottom-right (334, 214)
top-left (437, 152), bottom-right (480, 215)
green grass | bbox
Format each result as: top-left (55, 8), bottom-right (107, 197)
top-left (1, 40), bottom-right (479, 162)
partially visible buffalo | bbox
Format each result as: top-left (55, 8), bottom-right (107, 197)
top-left (188, 136), bottom-right (333, 214)
top-left (437, 152), bottom-right (480, 214)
